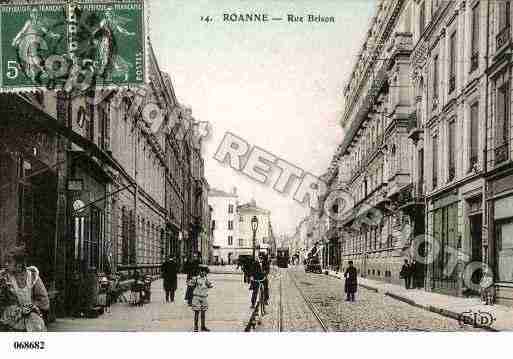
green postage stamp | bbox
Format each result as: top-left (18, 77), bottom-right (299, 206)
top-left (0, 1), bottom-right (145, 91)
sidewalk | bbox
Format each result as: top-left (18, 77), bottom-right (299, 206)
top-left (49, 274), bottom-right (252, 332)
top-left (328, 270), bottom-right (513, 331)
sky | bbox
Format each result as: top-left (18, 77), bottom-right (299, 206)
top-left (150, 0), bottom-right (376, 236)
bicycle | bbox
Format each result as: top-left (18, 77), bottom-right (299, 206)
top-left (252, 278), bottom-right (267, 319)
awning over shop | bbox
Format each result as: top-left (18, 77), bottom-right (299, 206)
top-left (0, 94), bottom-right (128, 179)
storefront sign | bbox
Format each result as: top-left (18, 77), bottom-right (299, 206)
top-left (0, 1), bottom-right (145, 91)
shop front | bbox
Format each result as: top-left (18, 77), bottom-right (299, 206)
top-left (0, 124), bottom-right (58, 288)
top-left (428, 194), bottom-right (460, 295)
top-left (488, 169), bottom-right (513, 305)
top-left (66, 152), bottom-right (110, 316)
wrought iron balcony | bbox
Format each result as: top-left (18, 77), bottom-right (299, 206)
top-left (496, 26), bottom-right (511, 50)
top-left (396, 182), bottom-right (425, 214)
top-left (448, 75), bottom-right (456, 94)
top-left (495, 143), bottom-right (510, 164)
top-left (470, 52), bottom-right (479, 72)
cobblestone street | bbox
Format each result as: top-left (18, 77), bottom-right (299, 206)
top-left (257, 267), bottom-right (484, 332)
top-left (49, 274), bottom-right (251, 332)
top-left (45, 266), bottom-right (490, 332)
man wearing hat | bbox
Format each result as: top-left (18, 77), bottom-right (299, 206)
top-left (161, 257), bottom-right (178, 303)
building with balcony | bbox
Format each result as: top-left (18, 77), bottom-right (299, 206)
top-left (0, 13), bottom-right (210, 316)
top-left (335, 0), bottom-right (417, 284)
top-left (409, 0), bottom-right (488, 296)
top-left (485, 0), bottom-right (513, 305)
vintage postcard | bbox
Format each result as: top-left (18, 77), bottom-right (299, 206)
top-left (0, 0), bottom-right (511, 355)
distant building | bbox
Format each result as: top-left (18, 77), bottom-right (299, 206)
top-left (208, 187), bottom-right (239, 264)
top-left (237, 199), bottom-right (272, 258)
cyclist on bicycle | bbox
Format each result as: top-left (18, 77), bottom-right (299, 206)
top-left (249, 255), bottom-right (267, 308)
top-left (260, 253), bottom-right (270, 305)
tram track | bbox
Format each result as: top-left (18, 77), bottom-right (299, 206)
top-left (279, 268), bottom-right (329, 332)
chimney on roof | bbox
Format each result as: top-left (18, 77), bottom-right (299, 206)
top-left (250, 198), bottom-right (256, 207)
top-left (232, 187), bottom-right (237, 195)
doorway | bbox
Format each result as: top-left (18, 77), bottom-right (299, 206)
top-left (468, 213), bottom-right (483, 294)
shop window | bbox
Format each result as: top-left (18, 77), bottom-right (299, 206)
top-left (496, 219), bottom-right (513, 282)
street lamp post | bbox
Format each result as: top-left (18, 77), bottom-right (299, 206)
top-left (251, 215), bottom-right (259, 260)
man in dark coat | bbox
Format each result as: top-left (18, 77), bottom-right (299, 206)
top-left (344, 261), bottom-right (357, 301)
top-left (260, 253), bottom-right (270, 305)
top-left (411, 259), bottom-right (423, 289)
top-left (249, 256), bottom-right (265, 308)
top-left (161, 257), bottom-right (178, 302)
top-left (400, 259), bottom-right (411, 289)
top-left (184, 252), bottom-right (201, 306)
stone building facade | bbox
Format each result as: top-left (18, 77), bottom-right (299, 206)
top-left (409, 0), bottom-right (488, 296)
top-left (484, 0), bottom-right (513, 305)
top-left (333, 0), bottom-right (417, 285)
top-left (0, 37), bottom-right (210, 316)
top-left (311, 0), bottom-right (513, 305)
top-left (209, 188), bottom-right (239, 264)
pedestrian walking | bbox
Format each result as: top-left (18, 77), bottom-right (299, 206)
top-left (400, 259), bottom-right (411, 289)
top-left (410, 259), bottom-right (422, 289)
top-left (344, 261), bottom-right (357, 302)
top-left (184, 252), bottom-right (201, 306)
top-left (161, 257), bottom-right (178, 303)
top-left (190, 265), bottom-right (213, 332)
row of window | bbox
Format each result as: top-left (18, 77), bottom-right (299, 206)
top-left (227, 236), bottom-right (245, 247)
top-left (430, 101), bottom-right (480, 189)
top-left (120, 207), bottom-right (165, 265)
top-left (427, 2), bottom-right (510, 103)
top-left (430, 73), bottom-right (510, 190)
top-left (344, 219), bottom-right (397, 254)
